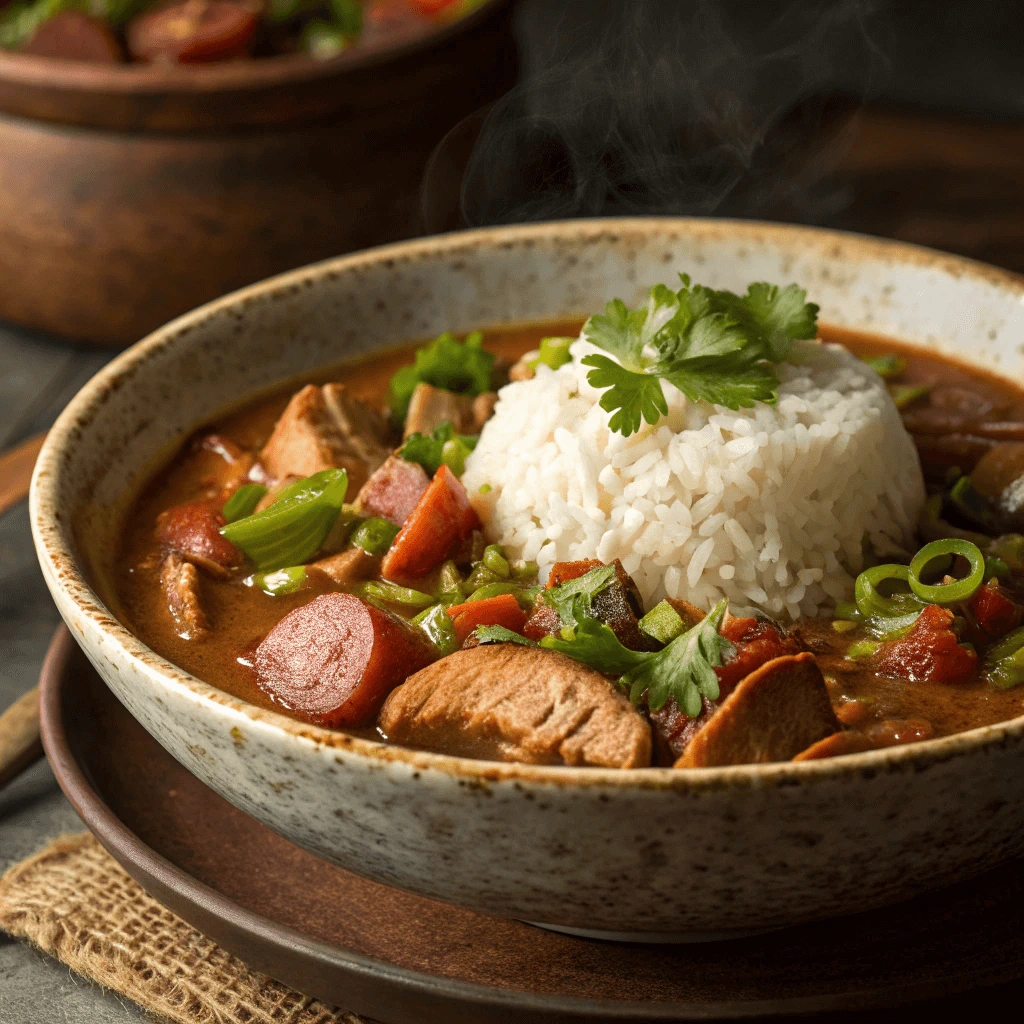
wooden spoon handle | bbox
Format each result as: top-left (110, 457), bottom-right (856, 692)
top-left (0, 688), bottom-right (42, 788)
top-left (0, 431), bottom-right (48, 787)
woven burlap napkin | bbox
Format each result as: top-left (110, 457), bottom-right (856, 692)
top-left (0, 833), bottom-right (371, 1024)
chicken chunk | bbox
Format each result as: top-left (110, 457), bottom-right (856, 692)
top-left (378, 644), bottom-right (652, 768)
top-left (403, 382), bottom-right (497, 439)
top-left (160, 553), bottom-right (208, 639)
top-left (309, 546), bottom-right (382, 587)
top-left (675, 653), bottom-right (840, 768)
top-left (259, 383), bottom-right (391, 492)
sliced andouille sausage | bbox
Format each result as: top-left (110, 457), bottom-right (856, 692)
top-left (156, 499), bottom-right (242, 579)
top-left (160, 553), bottom-right (208, 640)
top-left (309, 546), bottom-right (381, 587)
top-left (258, 383), bottom-right (390, 492)
top-left (254, 593), bottom-right (436, 729)
top-left (127, 0), bottom-right (257, 63)
top-left (378, 644), bottom-right (652, 768)
top-left (675, 653), bottom-right (840, 768)
top-left (23, 12), bottom-right (124, 63)
top-left (354, 455), bottom-right (430, 527)
top-left (381, 465), bottom-right (480, 583)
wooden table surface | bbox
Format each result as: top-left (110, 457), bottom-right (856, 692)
top-left (3, 102), bottom-right (1024, 1022)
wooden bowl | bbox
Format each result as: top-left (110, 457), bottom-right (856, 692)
top-left (0, 0), bottom-right (515, 345)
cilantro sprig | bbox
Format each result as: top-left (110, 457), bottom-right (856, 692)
top-left (399, 421), bottom-right (479, 478)
top-left (580, 277), bottom-right (819, 436)
top-left (389, 331), bottom-right (494, 424)
top-left (474, 563), bottom-right (734, 718)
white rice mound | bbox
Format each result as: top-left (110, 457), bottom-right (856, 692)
top-left (463, 337), bottom-right (926, 620)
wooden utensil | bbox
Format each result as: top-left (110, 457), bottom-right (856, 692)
top-left (0, 431), bottom-right (46, 787)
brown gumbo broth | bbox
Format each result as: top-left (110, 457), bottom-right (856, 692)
top-left (115, 321), bottom-right (1024, 765)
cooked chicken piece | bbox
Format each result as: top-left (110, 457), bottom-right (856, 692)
top-left (793, 730), bottom-right (874, 761)
top-left (259, 384), bottom-right (391, 492)
top-left (402, 383), bottom-right (498, 438)
top-left (160, 553), bottom-right (208, 639)
top-left (354, 455), bottom-right (430, 526)
top-left (508, 358), bottom-right (535, 382)
top-left (194, 434), bottom-right (256, 495)
top-left (675, 653), bottom-right (840, 768)
top-left (309, 547), bottom-right (382, 587)
top-left (378, 644), bottom-right (652, 768)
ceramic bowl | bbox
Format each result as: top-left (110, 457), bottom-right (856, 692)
top-left (30, 219), bottom-right (1024, 939)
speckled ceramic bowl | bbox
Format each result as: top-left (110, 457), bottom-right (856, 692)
top-left (30, 219), bottom-right (1024, 940)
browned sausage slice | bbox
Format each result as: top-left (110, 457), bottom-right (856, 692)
top-left (156, 499), bottom-right (242, 578)
top-left (676, 653), bottom-right (840, 768)
top-left (254, 593), bottom-right (436, 729)
top-left (379, 644), bottom-right (652, 768)
top-left (23, 12), bottom-right (124, 63)
top-left (355, 455), bottom-right (430, 527)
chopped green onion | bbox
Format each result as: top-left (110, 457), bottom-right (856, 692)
top-left (986, 556), bottom-right (1011, 581)
top-left (834, 601), bottom-right (860, 620)
top-left (987, 627), bottom-right (1024, 689)
top-left (863, 610), bottom-right (923, 638)
top-left (854, 564), bottom-right (923, 618)
top-left (249, 566), bottom-right (307, 596)
top-left (478, 483), bottom-right (492, 494)
top-left (351, 517), bottom-right (400, 556)
top-left (482, 544), bottom-right (510, 578)
top-left (465, 582), bottom-right (540, 609)
top-left (639, 600), bottom-right (686, 644)
top-left (511, 559), bottom-right (539, 582)
top-left (222, 484), bottom-right (268, 524)
top-left (220, 469), bottom-right (348, 571)
top-left (989, 535), bottom-right (1024, 572)
top-left (437, 559), bottom-right (465, 595)
top-left (412, 603), bottom-right (458, 656)
top-left (889, 383), bottom-right (931, 409)
top-left (847, 639), bottom-right (879, 661)
top-left (832, 619), bottom-right (858, 633)
top-left (356, 581), bottom-right (436, 608)
top-left (865, 353), bottom-right (907, 379)
top-left (908, 538), bottom-right (986, 605)
top-left (529, 336), bottom-right (574, 371)
top-left (465, 564), bottom-right (502, 592)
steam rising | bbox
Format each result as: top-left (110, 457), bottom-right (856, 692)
top-left (446, 0), bottom-right (887, 229)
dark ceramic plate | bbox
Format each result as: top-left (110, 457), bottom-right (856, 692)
top-left (38, 626), bottom-right (1024, 1023)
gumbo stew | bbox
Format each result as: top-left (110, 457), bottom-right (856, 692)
top-left (115, 276), bottom-right (1024, 770)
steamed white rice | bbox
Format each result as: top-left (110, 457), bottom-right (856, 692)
top-left (462, 337), bottom-right (925, 620)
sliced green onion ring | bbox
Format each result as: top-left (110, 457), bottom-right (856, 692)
top-left (356, 581), bottom-right (436, 608)
top-left (222, 483), bottom-right (267, 524)
top-left (908, 538), bottom-right (986, 605)
top-left (249, 566), bottom-right (307, 596)
top-left (220, 469), bottom-right (348, 571)
top-left (854, 564), bottom-right (922, 618)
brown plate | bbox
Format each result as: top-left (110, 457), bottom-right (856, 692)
top-left (38, 625), bottom-right (1024, 1022)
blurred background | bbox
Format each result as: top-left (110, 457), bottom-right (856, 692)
top-left (3, 0), bottom-right (1024, 1019)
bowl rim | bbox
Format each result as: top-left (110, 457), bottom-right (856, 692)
top-left (30, 216), bottom-right (1024, 791)
top-left (0, 0), bottom-right (505, 99)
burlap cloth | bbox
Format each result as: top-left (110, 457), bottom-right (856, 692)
top-left (0, 832), bottom-right (373, 1024)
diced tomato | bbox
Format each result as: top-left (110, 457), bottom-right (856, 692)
top-left (715, 618), bottom-right (802, 696)
top-left (875, 604), bottom-right (978, 685)
top-left (970, 579), bottom-right (1024, 640)
top-left (447, 593), bottom-right (527, 646)
top-left (381, 465), bottom-right (480, 583)
top-left (404, 0), bottom-right (460, 16)
top-left (522, 596), bottom-right (562, 642)
top-left (254, 593), bottom-right (436, 728)
top-left (156, 499), bottom-right (241, 577)
top-left (546, 559), bottom-right (604, 588)
top-left (127, 1), bottom-right (257, 64)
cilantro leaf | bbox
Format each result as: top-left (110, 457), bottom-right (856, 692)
top-left (581, 299), bottom-right (647, 370)
top-left (399, 421), bottom-right (478, 477)
top-left (581, 355), bottom-right (668, 436)
top-left (540, 599), bottom-right (734, 719)
top-left (474, 625), bottom-right (538, 647)
top-left (580, 277), bottom-right (818, 435)
top-left (660, 355), bottom-right (781, 410)
top-left (622, 599), bottom-right (732, 715)
top-left (389, 331), bottom-right (494, 423)
top-left (543, 563), bottom-right (618, 629)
